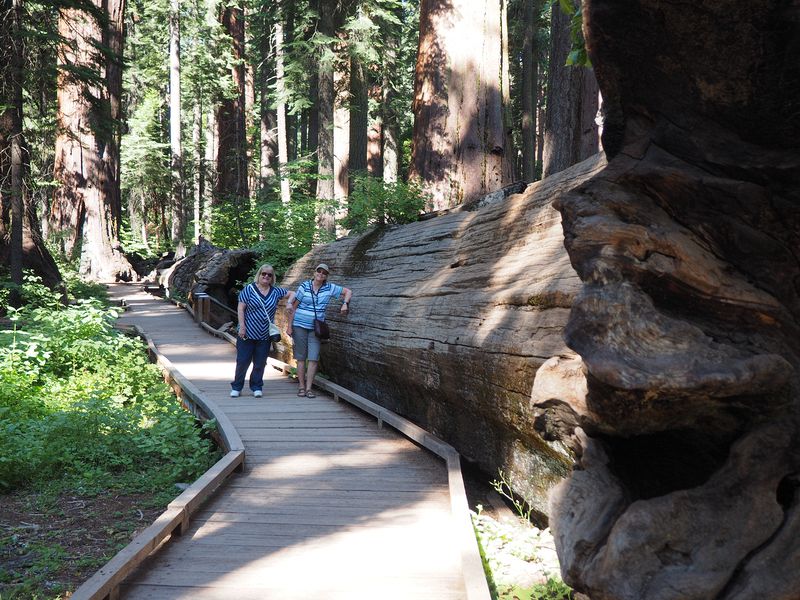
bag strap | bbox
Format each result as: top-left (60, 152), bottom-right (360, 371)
top-left (309, 280), bottom-right (320, 320)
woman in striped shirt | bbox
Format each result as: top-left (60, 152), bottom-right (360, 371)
top-left (230, 264), bottom-right (293, 398)
top-left (286, 263), bottom-right (352, 397)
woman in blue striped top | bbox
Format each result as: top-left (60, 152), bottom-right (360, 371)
top-left (286, 263), bottom-right (352, 397)
top-left (230, 264), bottom-right (293, 398)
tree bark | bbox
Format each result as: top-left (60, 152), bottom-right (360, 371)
top-left (410, 0), bottom-right (515, 211)
top-left (215, 0), bottom-right (249, 203)
top-left (274, 20), bottom-right (290, 203)
top-left (52, 0), bottom-right (133, 281)
top-left (349, 57), bottom-right (368, 179)
top-left (541, 1), bottom-right (599, 178)
top-left (315, 0), bottom-right (336, 236)
top-left (1, 0), bottom-right (25, 305)
top-left (533, 1), bottom-right (800, 597)
top-left (169, 0), bottom-right (185, 249)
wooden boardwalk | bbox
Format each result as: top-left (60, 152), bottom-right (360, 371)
top-left (99, 283), bottom-right (485, 599)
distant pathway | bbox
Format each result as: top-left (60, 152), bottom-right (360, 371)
top-left (106, 283), bottom-right (481, 599)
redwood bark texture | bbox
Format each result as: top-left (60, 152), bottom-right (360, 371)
top-left (51, 0), bottom-right (132, 282)
top-left (410, 0), bottom-right (515, 211)
top-left (276, 154), bottom-right (606, 517)
top-left (215, 1), bottom-right (249, 202)
top-left (532, 1), bottom-right (800, 598)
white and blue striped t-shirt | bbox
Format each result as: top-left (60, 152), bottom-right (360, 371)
top-left (239, 283), bottom-right (289, 340)
top-left (292, 280), bottom-right (344, 330)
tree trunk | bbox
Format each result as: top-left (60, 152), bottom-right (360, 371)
top-left (367, 79), bottom-right (382, 177)
top-left (203, 103), bottom-right (216, 238)
top-left (315, 0), bottom-right (336, 236)
top-left (541, 1), bottom-right (599, 178)
top-left (274, 21), bottom-right (290, 203)
top-left (333, 59), bottom-right (350, 203)
top-left (349, 57), bottom-right (368, 179)
top-left (215, 1), bottom-right (249, 203)
top-left (192, 99), bottom-right (202, 244)
top-left (52, 0), bottom-right (133, 281)
top-left (520, 0), bottom-right (540, 182)
top-left (258, 13), bottom-right (277, 188)
top-left (169, 0), bottom-right (185, 248)
top-left (382, 56), bottom-right (398, 183)
top-left (533, 1), bottom-right (800, 598)
top-left (1, 0), bottom-right (24, 305)
top-left (410, 0), bottom-right (515, 211)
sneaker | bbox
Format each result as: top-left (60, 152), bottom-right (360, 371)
top-left (230, 390), bottom-right (240, 398)
top-left (253, 390), bottom-right (263, 398)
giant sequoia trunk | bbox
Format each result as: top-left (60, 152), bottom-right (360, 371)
top-left (51, 0), bottom-right (133, 282)
top-left (277, 154), bottom-right (606, 516)
top-left (532, 1), bottom-right (800, 598)
top-left (215, 1), bottom-right (248, 204)
top-left (410, 0), bottom-right (515, 211)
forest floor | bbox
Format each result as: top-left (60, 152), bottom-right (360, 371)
top-left (0, 472), bottom-right (566, 600)
top-left (0, 489), bottom-right (166, 598)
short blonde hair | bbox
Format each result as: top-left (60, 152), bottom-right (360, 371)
top-left (253, 263), bottom-right (277, 285)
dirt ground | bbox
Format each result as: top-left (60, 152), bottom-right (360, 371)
top-left (0, 490), bottom-right (164, 599)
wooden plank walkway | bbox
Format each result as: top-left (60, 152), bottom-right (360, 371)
top-left (106, 283), bottom-right (481, 599)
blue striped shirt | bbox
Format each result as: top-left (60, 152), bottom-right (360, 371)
top-left (238, 283), bottom-right (289, 340)
top-left (292, 280), bottom-right (343, 330)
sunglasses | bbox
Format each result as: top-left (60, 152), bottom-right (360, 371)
top-left (316, 269), bottom-right (328, 275)
top-left (260, 272), bottom-right (274, 277)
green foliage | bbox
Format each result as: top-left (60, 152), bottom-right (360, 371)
top-left (558, 0), bottom-right (590, 67)
top-left (344, 173), bottom-right (427, 234)
top-left (530, 578), bottom-right (574, 600)
top-left (0, 277), bottom-right (220, 494)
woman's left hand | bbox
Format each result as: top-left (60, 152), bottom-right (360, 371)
top-left (340, 303), bottom-right (349, 314)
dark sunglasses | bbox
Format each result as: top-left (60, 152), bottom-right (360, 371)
top-left (260, 272), bottom-right (274, 277)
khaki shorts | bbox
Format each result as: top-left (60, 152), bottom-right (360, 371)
top-left (292, 326), bottom-right (321, 362)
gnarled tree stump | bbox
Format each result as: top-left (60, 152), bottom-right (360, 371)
top-left (532, 1), bottom-right (800, 598)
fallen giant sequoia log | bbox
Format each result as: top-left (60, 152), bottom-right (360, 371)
top-left (277, 154), bottom-right (605, 516)
top-left (532, 1), bottom-right (800, 598)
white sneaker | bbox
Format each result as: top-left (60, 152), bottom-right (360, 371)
top-left (253, 390), bottom-right (263, 398)
top-left (230, 390), bottom-right (240, 397)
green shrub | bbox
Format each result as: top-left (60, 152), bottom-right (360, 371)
top-left (0, 277), bottom-right (220, 494)
top-left (344, 173), bottom-right (428, 234)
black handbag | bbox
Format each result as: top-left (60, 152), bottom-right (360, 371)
top-left (310, 284), bottom-right (331, 340)
top-left (313, 318), bottom-right (330, 340)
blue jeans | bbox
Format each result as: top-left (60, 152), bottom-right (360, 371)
top-left (231, 336), bottom-right (269, 392)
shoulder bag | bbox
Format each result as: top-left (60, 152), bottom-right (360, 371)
top-left (252, 284), bottom-right (283, 343)
top-left (310, 283), bottom-right (331, 340)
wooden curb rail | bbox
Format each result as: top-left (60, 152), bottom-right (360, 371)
top-left (70, 324), bottom-right (245, 600)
